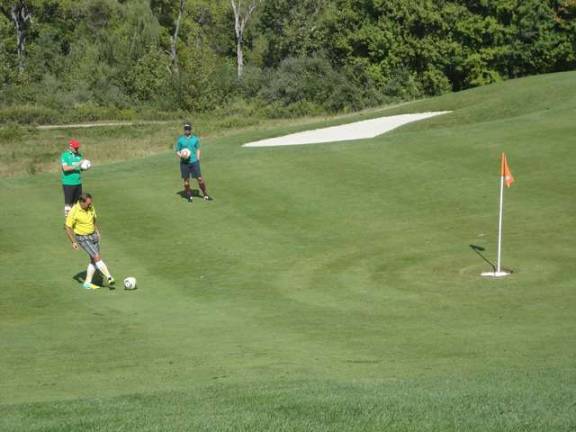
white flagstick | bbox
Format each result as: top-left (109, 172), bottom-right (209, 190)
top-left (482, 156), bottom-right (511, 278)
top-left (496, 174), bottom-right (505, 273)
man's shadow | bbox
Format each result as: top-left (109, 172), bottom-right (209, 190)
top-left (176, 189), bottom-right (200, 200)
top-left (72, 271), bottom-right (108, 288)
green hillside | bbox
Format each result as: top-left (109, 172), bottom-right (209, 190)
top-left (1, 71), bottom-right (575, 431)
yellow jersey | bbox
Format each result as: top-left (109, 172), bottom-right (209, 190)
top-left (65, 203), bottom-right (97, 235)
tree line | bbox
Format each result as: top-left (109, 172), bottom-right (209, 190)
top-left (0, 0), bottom-right (575, 123)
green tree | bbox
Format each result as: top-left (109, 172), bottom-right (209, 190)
top-left (0, 0), bottom-right (40, 72)
top-left (231, 0), bottom-right (262, 78)
top-left (257, 0), bottom-right (327, 67)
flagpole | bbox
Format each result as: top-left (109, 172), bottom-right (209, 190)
top-left (496, 174), bottom-right (505, 273)
top-left (482, 153), bottom-right (512, 278)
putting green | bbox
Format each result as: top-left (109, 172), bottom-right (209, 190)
top-left (1, 71), bottom-right (575, 431)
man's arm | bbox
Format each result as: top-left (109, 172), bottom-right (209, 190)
top-left (65, 225), bottom-right (79, 250)
top-left (61, 154), bottom-right (81, 172)
top-left (62, 163), bottom-right (81, 172)
top-left (94, 219), bottom-right (101, 241)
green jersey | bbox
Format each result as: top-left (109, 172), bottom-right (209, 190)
top-left (176, 135), bottom-right (200, 163)
top-left (60, 150), bottom-right (82, 185)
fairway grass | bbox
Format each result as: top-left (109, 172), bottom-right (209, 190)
top-left (2, 371), bottom-right (575, 431)
top-left (1, 72), bottom-right (576, 430)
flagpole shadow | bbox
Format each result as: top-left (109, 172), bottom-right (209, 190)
top-left (469, 244), bottom-right (496, 271)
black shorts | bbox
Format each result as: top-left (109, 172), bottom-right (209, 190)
top-left (180, 161), bottom-right (202, 179)
top-left (63, 184), bottom-right (82, 205)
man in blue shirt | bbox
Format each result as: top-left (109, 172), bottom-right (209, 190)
top-left (176, 123), bottom-right (213, 202)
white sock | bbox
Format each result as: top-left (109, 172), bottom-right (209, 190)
top-left (64, 205), bottom-right (71, 216)
top-left (95, 260), bottom-right (112, 279)
top-left (85, 263), bottom-right (96, 284)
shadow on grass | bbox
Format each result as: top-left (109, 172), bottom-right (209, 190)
top-left (469, 244), bottom-right (495, 271)
top-left (470, 244), bottom-right (514, 274)
top-left (176, 189), bottom-right (200, 200)
top-left (72, 271), bottom-right (112, 289)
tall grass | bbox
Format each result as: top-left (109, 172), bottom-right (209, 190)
top-left (0, 104), bottom-right (403, 178)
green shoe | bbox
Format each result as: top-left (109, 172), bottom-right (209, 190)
top-left (107, 276), bottom-right (116, 286)
top-left (82, 282), bottom-right (100, 290)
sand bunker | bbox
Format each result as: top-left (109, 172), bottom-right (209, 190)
top-left (243, 111), bottom-right (450, 147)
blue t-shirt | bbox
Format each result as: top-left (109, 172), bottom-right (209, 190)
top-left (176, 135), bottom-right (200, 163)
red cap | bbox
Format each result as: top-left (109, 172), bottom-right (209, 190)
top-left (69, 139), bottom-right (81, 149)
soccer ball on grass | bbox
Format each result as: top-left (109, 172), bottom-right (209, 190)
top-left (123, 277), bottom-right (137, 290)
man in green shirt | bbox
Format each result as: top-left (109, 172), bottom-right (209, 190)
top-left (61, 139), bottom-right (85, 216)
top-left (175, 123), bottom-right (213, 202)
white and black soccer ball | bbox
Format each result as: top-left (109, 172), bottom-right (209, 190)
top-left (80, 159), bottom-right (92, 171)
top-left (123, 277), bottom-right (137, 290)
top-left (180, 148), bottom-right (191, 159)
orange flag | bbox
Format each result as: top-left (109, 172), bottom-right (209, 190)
top-left (501, 153), bottom-right (514, 187)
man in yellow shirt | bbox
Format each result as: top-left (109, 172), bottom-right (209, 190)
top-left (65, 193), bottom-right (115, 290)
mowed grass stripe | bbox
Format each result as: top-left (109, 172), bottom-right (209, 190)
top-left (1, 371), bottom-right (575, 432)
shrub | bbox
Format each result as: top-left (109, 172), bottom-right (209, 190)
top-left (125, 48), bottom-right (171, 102)
top-left (382, 68), bottom-right (423, 99)
top-left (0, 123), bottom-right (27, 142)
top-left (421, 69), bottom-right (453, 96)
top-left (260, 56), bottom-right (338, 107)
top-left (238, 65), bottom-right (268, 98)
top-left (0, 105), bottom-right (61, 125)
top-left (66, 105), bottom-right (136, 122)
top-left (258, 56), bottom-right (396, 115)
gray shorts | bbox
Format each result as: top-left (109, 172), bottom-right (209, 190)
top-left (180, 161), bottom-right (202, 179)
top-left (76, 233), bottom-right (100, 258)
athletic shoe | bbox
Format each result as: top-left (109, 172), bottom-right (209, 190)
top-left (188, 195), bottom-right (193, 203)
top-left (203, 195), bottom-right (213, 201)
top-left (82, 282), bottom-right (100, 290)
top-left (107, 276), bottom-right (116, 287)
